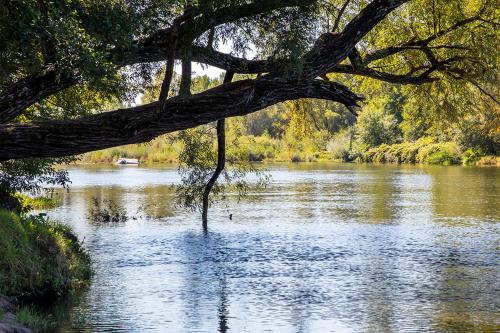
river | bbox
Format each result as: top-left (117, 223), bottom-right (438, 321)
top-left (45, 163), bottom-right (499, 332)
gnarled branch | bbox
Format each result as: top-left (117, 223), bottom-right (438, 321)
top-left (0, 78), bottom-right (362, 160)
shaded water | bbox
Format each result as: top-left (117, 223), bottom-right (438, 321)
top-left (46, 163), bottom-right (499, 332)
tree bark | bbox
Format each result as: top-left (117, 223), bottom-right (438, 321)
top-left (0, 71), bottom-right (79, 124)
top-left (158, 27), bottom-right (178, 102)
top-left (179, 55), bottom-right (192, 97)
top-left (201, 71), bottom-right (234, 228)
top-left (0, 78), bottom-right (362, 161)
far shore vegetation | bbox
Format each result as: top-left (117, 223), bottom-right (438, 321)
top-left (81, 74), bottom-right (498, 167)
top-left (81, 132), bottom-right (499, 167)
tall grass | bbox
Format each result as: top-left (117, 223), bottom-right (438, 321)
top-left (81, 136), bottom-right (181, 164)
top-left (0, 210), bottom-right (92, 298)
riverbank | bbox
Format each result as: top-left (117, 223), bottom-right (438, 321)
top-left (80, 135), bottom-right (498, 167)
top-left (0, 210), bottom-right (92, 332)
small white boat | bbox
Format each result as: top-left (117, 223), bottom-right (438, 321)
top-left (116, 158), bottom-right (139, 165)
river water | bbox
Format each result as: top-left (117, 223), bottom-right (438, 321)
top-left (46, 163), bottom-right (499, 333)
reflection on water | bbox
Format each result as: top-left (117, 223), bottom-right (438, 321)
top-left (46, 163), bottom-right (499, 332)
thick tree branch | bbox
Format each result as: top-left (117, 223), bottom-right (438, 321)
top-left (196, 47), bottom-right (438, 85)
top-left (0, 70), bottom-right (79, 124)
top-left (0, 78), bottom-right (362, 160)
top-left (298, 0), bottom-right (409, 78)
top-left (179, 55), bottom-right (192, 97)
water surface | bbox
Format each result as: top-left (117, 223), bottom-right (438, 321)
top-left (46, 163), bottom-right (499, 332)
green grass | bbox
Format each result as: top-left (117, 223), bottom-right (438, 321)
top-left (0, 210), bottom-right (92, 298)
top-left (16, 306), bottom-right (55, 332)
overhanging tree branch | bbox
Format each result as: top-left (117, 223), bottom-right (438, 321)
top-left (0, 69), bottom-right (79, 124)
top-left (0, 78), bottom-right (362, 160)
top-left (362, 14), bottom-right (485, 65)
top-left (298, 0), bottom-right (409, 78)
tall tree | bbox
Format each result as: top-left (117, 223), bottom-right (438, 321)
top-left (0, 0), bottom-right (497, 160)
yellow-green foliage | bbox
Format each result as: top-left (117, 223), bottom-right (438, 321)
top-left (360, 139), bottom-right (462, 165)
top-left (81, 129), bottom-right (331, 164)
top-left (228, 134), bottom-right (280, 162)
top-left (417, 142), bottom-right (461, 165)
top-left (0, 210), bottom-right (91, 298)
top-left (15, 194), bottom-right (61, 211)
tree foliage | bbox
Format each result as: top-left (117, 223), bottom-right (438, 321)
top-left (0, 158), bottom-right (73, 212)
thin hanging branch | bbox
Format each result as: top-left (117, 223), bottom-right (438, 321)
top-left (332, 0), bottom-right (351, 32)
top-left (202, 70), bottom-right (235, 228)
top-left (207, 28), bottom-right (215, 49)
top-left (158, 27), bottom-right (178, 101)
top-left (179, 51), bottom-right (193, 97)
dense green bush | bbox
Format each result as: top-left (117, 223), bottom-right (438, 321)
top-left (230, 135), bottom-right (279, 162)
top-left (0, 210), bottom-right (91, 298)
top-left (462, 148), bottom-right (488, 165)
top-left (417, 142), bottom-right (461, 165)
top-left (15, 194), bottom-right (61, 211)
top-left (355, 103), bottom-right (401, 149)
top-left (360, 139), bottom-right (462, 165)
top-left (0, 158), bottom-right (72, 213)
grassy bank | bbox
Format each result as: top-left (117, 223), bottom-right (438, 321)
top-left (0, 210), bottom-right (92, 332)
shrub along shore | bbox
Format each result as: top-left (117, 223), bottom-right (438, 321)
top-left (80, 134), bottom-right (498, 167)
top-left (0, 209), bottom-right (91, 332)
